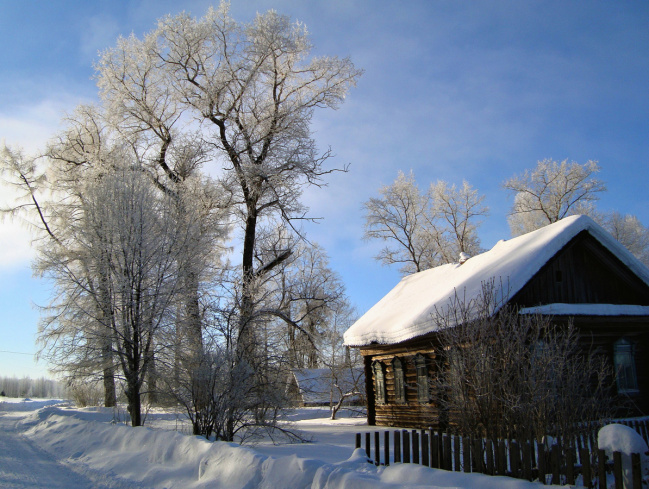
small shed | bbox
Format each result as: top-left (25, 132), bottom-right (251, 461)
top-left (344, 215), bottom-right (649, 428)
top-left (287, 368), bottom-right (364, 407)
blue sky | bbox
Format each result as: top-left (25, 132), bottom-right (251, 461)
top-left (0, 1), bottom-right (647, 379)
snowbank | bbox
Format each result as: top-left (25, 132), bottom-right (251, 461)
top-left (22, 405), bottom-right (560, 489)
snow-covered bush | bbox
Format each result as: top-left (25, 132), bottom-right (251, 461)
top-left (598, 423), bottom-right (649, 488)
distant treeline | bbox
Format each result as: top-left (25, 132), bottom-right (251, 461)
top-left (0, 376), bottom-right (67, 398)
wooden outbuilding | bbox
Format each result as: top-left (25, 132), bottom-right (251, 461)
top-left (343, 215), bottom-right (649, 429)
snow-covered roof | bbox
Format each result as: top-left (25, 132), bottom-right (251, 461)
top-left (291, 368), bottom-right (363, 405)
top-left (344, 215), bottom-right (649, 347)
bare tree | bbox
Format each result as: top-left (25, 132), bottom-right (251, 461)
top-left (434, 285), bottom-right (614, 441)
top-left (363, 171), bottom-right (487, 275)
top-left (503, 159), bottom-right (606, 236)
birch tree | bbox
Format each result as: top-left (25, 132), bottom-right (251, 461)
top-left (503, 159), bottom-right (606, 236)
top-left (363, 171), bottom-right (487, 275)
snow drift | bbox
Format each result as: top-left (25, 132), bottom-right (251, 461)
top-left (19, 404), bottom-right (561, 489)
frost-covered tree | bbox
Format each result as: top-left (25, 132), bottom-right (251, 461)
top-left (36, 159), bottom-right (189, 426)
top-left (363, 171), bottom-right (487, 275)
top-left (597, 211), bottom-right (649, 267)
top-left (96, 4), bottom-right (362, 362)
top-left (503, 159), bottom-right (606, 236)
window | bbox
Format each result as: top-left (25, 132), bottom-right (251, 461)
top-left (414, 354), bottom-right (430, 403)
top-left (614, 338), bottom-right (639, 394)
top-left (372, 361), bottom-right (386, 404)
top-left (392, 357), bottom-right (406, 403)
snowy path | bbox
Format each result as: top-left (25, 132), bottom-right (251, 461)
top-left (0, 412), bottom-right (114, 489)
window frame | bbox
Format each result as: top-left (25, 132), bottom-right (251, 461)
top-left (392, 357), bottom-right (406, 404)
top-left (614, 337), bottom-right (639, 395)
top-left (372, 360), bottom-right (386, 405)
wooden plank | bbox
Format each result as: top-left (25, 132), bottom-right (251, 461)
top-left (497, 440), bottom-right (507, 476)
top-left (462, 436), bottom-right (471, 473)
top-left (421, 432), bottom-right (429, 467)
top-left (580, 448), bottom-right (592, 489)
top-left (475, 438), bottom-right (486, 474)
top-left (521, 441), bottom-right (532, 481)
top-left (365, 432), bottom-right (371, 459)
top-left (394, 430), bottom-right (401, 463)
top-left (412, 430), bottom-right (420, 465)
top-left (613, 451), bottom-right (623, 489)
top-left (444, 434), bottom-right (452, 471)
top-left (597, 449), bottom-right (607, 489)
top-left (550, 444), bottom-right (561, 485)
top-left (510, 440), bottom-right (521, 479)
top-left (431, 433), bottom-right (439, 468)
top-left (538, 444), bottom-right (547, 485)
top-left (565, 446), bottom-right (576, 485)
top-left (403, 430), bottom-right (410, 464)
top-left (384, 431), bottom-right (390, 466)
top-left (632, 452), bottom-right (642, 489)
top-left (453, 435), bottom-right (461, 471)
top-left (375, 431), bottom-right (381, 465)
top-left (484, 439), bottom-right (493, 475)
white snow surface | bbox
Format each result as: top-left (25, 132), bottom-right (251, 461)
top-left (0, 398), bottom-right (563, 489)
top-left (344, 215), bottom-right (649, 347)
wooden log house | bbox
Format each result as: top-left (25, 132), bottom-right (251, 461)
top-left (344, 215), bottom-right (649, 429)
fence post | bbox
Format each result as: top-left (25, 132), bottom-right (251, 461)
top-left (462, 436), bottom-right (471, 473)
top-left (521, 441), bottom-right (532, 481)
top-left (580, 447), bottom-right (592, 489)
top-left (403, 430), bottom-right (411, 463)
top-left (597, 449), bottom-right (607, 489)
top-left (474, 438), bottom-right (486, 474)
top-left (431, 431), bottom-right (439, 468)
top-left (550, 444), bottom-right (561, 485)
top-left (375, 431), bottom-right (381, 466)
top-left (444, 434), bottom-right (453, 470)
top-left (453, 435), bottom-right (461, 471)
top-left (422, 432), bottom-right (429, 467)
top-left (384, 431), bottom-right (390, 466)
top-left (485, 438), bottom-right (494, 475)
top-left (510, 440), bottom-right (521, 479)
top-left (355, 433), bottom-right (361, 449)
top-left (365, 432), bottom-right (371, 459)
top-left (412, 430), bottom-right (420, 464)
top-left (538, 444), bottom-right (547, 485)
top-left (632, 452), bottom-right (642, 489)
top-left (497, 440), bottom-right (507, 476)
top-left (613, 451), bottom-right (623, 489)
top-left (565, 446), bottom-right (576, 485)
top-left (394, 430), bottom-right (401, 463)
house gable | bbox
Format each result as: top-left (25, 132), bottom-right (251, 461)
top-left (511, 230), bottom-right (649, 308)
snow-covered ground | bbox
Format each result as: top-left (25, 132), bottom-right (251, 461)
top-left (0, 398), bottom-right (573, 488)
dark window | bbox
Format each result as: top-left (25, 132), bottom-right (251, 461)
top-left (392, 357), bottom-right (406, 403)
top-left (614, 338), bottom-right (639, 394)
top-left (414, 354), bottom-right (430, 403)
top-left (372, 361), bottom-right (386, 404)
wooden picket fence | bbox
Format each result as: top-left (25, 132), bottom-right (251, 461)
top-left (355, 420), bottom-right (649, 488)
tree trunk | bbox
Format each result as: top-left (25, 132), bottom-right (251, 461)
top-left (101, 332), bottom-right (116, 407)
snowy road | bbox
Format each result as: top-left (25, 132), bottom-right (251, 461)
top-left (0, 411), bottom-right (114, 489)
